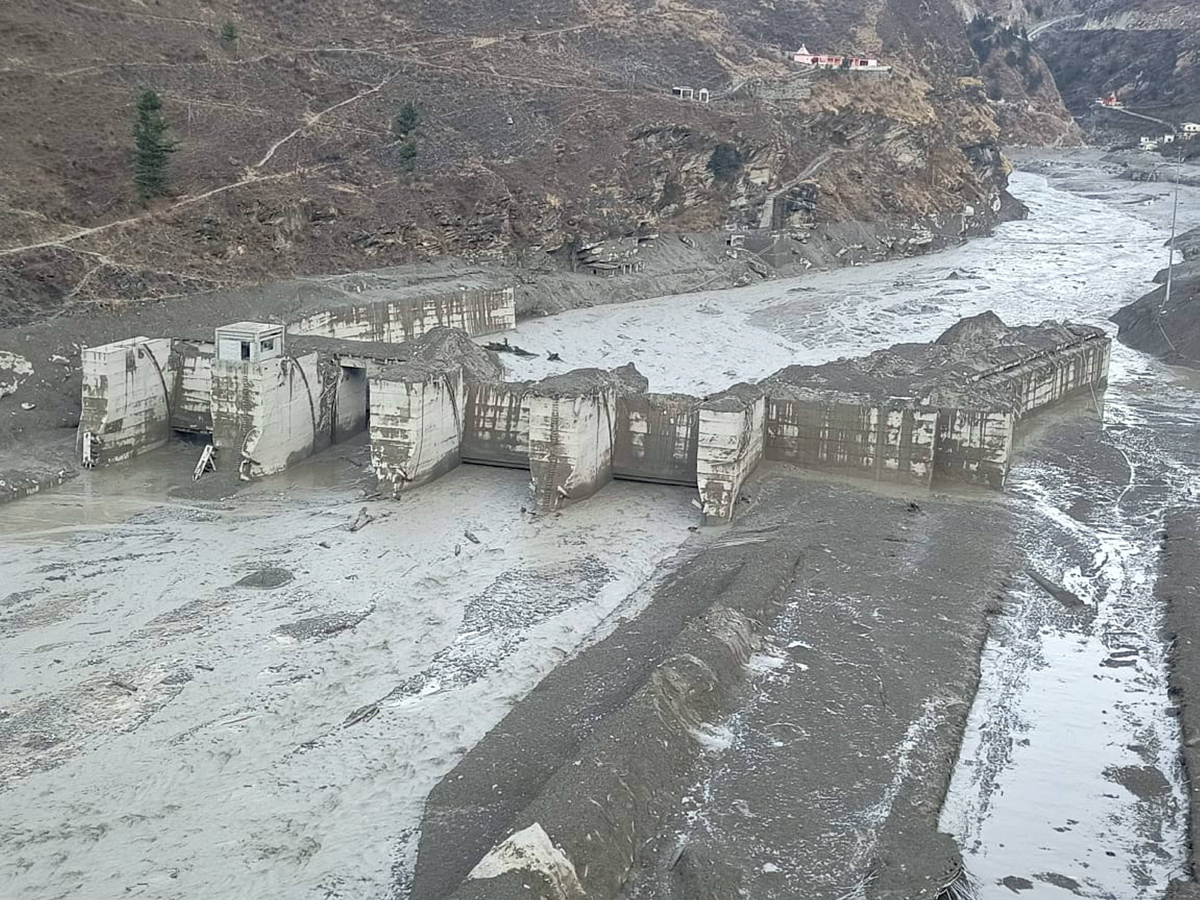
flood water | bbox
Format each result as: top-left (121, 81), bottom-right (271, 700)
top-left (3, 152), bottom-right (1197, 899)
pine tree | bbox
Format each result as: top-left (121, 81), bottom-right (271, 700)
top-left (392, 100), bottom-right (422, 138)
top-left (134, 90), bottom-right (177, 203)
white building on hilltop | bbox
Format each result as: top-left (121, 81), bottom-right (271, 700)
top-left (793, 44), bottom-right (890, 72)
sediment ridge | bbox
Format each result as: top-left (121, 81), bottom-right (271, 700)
top-left (410, 528), bottom-right (804, 900)
top-left (1163, 507), bottom-right (1200, 897)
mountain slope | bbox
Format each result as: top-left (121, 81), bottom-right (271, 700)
top-left (2, 0), bottom-right (1023, 324)
top-left (997, 0), bottom-right (1200, 140)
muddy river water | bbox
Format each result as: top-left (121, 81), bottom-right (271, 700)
top-left (2, 153), bottom-right (1198, 899)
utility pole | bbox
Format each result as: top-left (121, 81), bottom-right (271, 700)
top-left (1164, 133), bottom-right (1182, 310)
top-left (1157, 124), bottom-right (1183, 356)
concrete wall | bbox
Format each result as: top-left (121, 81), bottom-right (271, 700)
top-left (1006, 339), bottom-right (1110, 418)
top-left (765, 397), bottom-right (938, 487)
top-left (928, 336), bottom-right (1108, 490)
top-left (612, 393), bottom-right (700, 485)
top-left (695, 386), bottom-right (766, 525)
top-left (334, 364), bottom-right (369, 442)
top-left (288, 287), bottom-right (516, 343)
top-left (460, 382), bottom-right (530, 467)
top-left (370, 366), bottom-right (464, 495)
top-left (169, 341), bottom-right (214, 434)
top-left (527, 388), bottom-right (617, 511)
top-left (211, 353), bottom-right (326, 478)
top-left (78, 337), bottom-right (174, 465)
top-left (932, 408), bottom-right (1015, 489)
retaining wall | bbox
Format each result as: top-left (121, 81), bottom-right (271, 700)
top-left (1006, 339), bottom-right (1110, 417)
top-left (289, 287), bottom-right (516, 344)
top-left (370, 365), bottom-right (464, 495)
top-left (765, 396), bottom-right (938, 487)
top-left (77, 337), bottom-right (174, 465)
top-left (612, 393), bottom-right (700, 485)
top-left (696, 386), bottom-right (766, 525)
top-left (932, 408), bottom-right (1016, 489)
top-left (527, 386), bottom-right (617, 510)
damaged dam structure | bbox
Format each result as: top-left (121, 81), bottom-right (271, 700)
top-left (76, 287), bottom-right (515, 474)
top-left (77, 298), bottom-right (1110, 522)
top-left (370, 311), bottom-right (1109, 520)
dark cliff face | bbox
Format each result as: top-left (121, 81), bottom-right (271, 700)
top-left (0, 0), bottom-right (1018, 317)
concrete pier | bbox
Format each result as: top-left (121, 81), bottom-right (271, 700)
top-left (695, 385), bottom-right (766, 524)
top-left (370, 364), bottom-right (464, 495)
top-left (526, 373), bottom-right (620, 511)
top-left (211, 351), bottom-right (325, 479)
top-left (77, 337), bottom-right (174, 465)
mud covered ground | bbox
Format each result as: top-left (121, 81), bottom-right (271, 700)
top-left (0, 446), bottom-right (702, 899)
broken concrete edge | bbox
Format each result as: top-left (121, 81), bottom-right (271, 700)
top-left (1162, 507), bottom-right (1200, 892)
top-left (0, 468), bottom-right (76, 506)
top-left (442, 533), bottom-right (805, 900)
top-left (527, 363), bottom-right (649, 399)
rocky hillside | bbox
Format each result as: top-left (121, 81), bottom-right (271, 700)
top-left (962, 12), bottom-right (1082, 146)
top-left (1022, 0), bottom-right (1200, 142)
top-left (1, 0), bottom-right (1029, 325)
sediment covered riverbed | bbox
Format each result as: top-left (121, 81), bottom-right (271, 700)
top-left (2, 153), bottom-right (1198, 899)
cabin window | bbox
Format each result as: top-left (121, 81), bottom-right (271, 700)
top-left (261, 338), bottom-right (274, 352)
top-left (240, 341), bottom-right (251, 360)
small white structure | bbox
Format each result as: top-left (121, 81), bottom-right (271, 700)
top-left (1183, 123), bottom-right (1200, 140)
top-left (672, 86), bottom-right (710, 102)
top-left (1140, 136), bottom-right (1161, 151)
top-left (1163, 133), bottom-right (1177, 144)
top-left (215, 322), bottom-right (284, 362)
